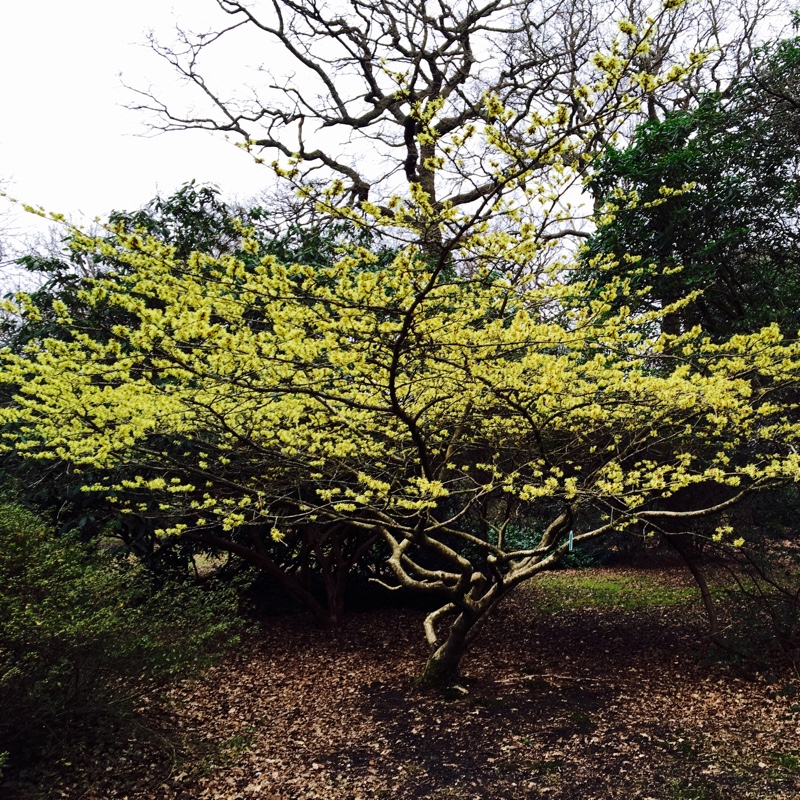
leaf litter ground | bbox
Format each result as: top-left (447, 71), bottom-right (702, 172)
top-left (9, 567), bottom-right (800, 799)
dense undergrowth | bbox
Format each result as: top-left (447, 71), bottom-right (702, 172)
top-left (0, 501), bottom-right (244, 781)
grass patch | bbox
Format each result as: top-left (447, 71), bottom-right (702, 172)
top-left (769, 750), bottom-right (800, 778)
top-left (529, 758), bottom-right (564, 775)
top-left (531, 571), bottom-right (698, 612)
top-left (667, 782), bottom-right (726, 800)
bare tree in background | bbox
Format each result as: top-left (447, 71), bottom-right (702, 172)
top-left (0, 179), bottom-right (13, 268)
top-left (0, 182), bottom-right (30, 297)
top-left (130, 0), bottom-right (783, 253)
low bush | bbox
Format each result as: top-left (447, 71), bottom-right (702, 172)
top-left (718, 545), bottom-right (800, 672)
top-left (0, 501), bottom-right (243, 772)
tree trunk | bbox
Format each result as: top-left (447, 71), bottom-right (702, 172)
top-left (418, 616), bottom-right (474, 688)
top-left (416, 146), bottom-right (445, 264)
top-left (665, 533), bottom-right (727, 649)
top-left (320, 561), bottom-right (347, 627)
top-left (417, 598), bottom-right (500, 688)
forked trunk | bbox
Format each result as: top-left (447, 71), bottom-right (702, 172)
top-left (417, 600), bottom-right (499, 688)
top-left (418, 632), bottom-right (470, 688)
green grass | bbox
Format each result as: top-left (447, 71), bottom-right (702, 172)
top-left (769, 750), bottom-right (800, 779)
top-left (531, 571), bottom-right (698, 612)
top-left (667, 782), bottom-right (727, 800)
top-left (528, 758), bottom-right (564, 775)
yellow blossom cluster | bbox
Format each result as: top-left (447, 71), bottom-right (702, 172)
top-left (2, 213), bottom-right (800, 545)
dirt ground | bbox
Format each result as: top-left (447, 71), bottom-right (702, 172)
top-left (7, 568), bottom-right (800, 799)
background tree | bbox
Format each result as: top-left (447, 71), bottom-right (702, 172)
top-left (582, 32), bottom-right (800, 338)
top-left (130, 0), bottom-right (783, 256)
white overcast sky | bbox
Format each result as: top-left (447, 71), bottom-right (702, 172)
top-left (1, 0), bottom-right (273, 259)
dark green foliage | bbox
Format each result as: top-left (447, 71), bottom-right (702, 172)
top-left (108, 180), bottom-right (260, 261)
top-left (503, 520), bottom-right (617, 569)
top-left (0, 501), bottom-right (242, 769)
top-left (583, 35), bottom-right (800, 338)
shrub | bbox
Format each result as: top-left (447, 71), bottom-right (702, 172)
top-left (504, 520), bottom-right (619, 570)
top-left (719, 544), bottom-right (800, 671)
top-left (0, 501), bottom-right (243, 768)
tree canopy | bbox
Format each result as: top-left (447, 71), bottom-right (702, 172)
top-left (132, 0), bottom-right (784, 253)
top-left (3, 203), bottom-right (800, 682)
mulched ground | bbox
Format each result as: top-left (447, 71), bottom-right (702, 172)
top-left (7, 567), bottom-right (800, 799)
